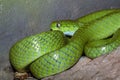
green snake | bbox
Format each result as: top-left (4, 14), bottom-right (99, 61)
top-left (9, 9), bottom-right (120, 79)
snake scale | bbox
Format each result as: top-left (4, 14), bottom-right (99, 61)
top-left (9, 9), bottom-right (120, 79)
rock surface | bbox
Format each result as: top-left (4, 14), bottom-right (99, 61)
top-left (1, 47), bottom-right (120, 80)
top-left (42, 47), bottom-right (120, 80)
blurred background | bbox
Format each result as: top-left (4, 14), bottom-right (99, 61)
top-left (0, 0), bottom-right (120, 79)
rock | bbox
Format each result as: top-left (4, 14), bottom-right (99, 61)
top-left (1, 47), bottom-right (120, 80)
top-left (0, 61), bottom-right (14, 80)
top-left (42, 47), bottom-right (120, 80)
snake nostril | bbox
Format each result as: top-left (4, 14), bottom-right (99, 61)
top-left (50, 29), bottom-right (53, 31)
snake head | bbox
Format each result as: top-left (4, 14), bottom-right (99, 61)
top-left (50, 20), bottom-right (79, 36)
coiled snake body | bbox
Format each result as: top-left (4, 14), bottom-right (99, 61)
top-left (10, 9), bottom-right (120, 79)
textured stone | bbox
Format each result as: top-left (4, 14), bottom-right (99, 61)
top-left (1, 47), bottom-right (120, 80)
top-left (42, 47), bottom-right (120, 80)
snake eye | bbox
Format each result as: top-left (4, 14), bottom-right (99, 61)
top-left (56, 23), bottom-right (61, 28)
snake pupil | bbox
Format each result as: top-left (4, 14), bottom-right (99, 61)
top-left (56, 23), bottom-right (61, 28)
